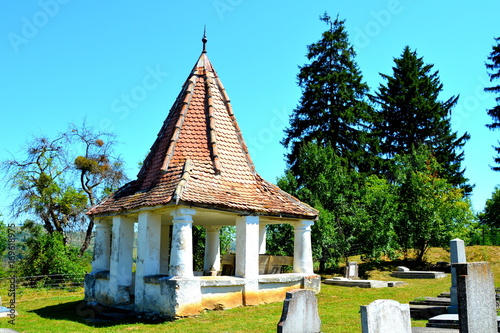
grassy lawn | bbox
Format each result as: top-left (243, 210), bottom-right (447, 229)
top-left (1, 246), bottom-right (498, 333)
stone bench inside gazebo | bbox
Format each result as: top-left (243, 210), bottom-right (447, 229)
top-left (84, 34), bottom-right (320, 318)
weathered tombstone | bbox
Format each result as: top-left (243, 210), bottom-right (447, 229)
top-left (449, 238), bottom-right (466, 314)
top-left (454, 262), bottom-right (497, 333)
top-left (344, 261), bottom-right (359, 279)
top-left (277, 289), bottom-right (321, 333)
top-left (360, 299), bottom-right (411, 333)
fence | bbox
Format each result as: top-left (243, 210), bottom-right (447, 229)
top-left (0, 273), bottom-right (85, 302)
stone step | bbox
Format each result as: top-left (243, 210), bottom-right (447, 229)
top-left (412, 327), bottom-right (458, 332)
top-left (410, 305), bottom-right (448, 320)
top-left (322, 278), bottom-right (405, 288)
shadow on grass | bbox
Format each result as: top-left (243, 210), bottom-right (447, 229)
top-left (29, 300), bottom-right (168, 328)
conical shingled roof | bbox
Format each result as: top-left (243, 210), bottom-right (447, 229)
top-left (87, 47), bottom-right (318, 220)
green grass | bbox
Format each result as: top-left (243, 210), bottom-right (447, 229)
top-left (1, 246), bottom-right (498, 333)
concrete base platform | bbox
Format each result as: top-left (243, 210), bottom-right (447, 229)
top-left (322, 277), bottom-right (405, 288)
top-left (391, 271), bottom-right (447, 279)
top-left (427, 314), bottom-right (500, 331)
top-left (409, 295), bottom-right (450, 320)
top-left (412, 327), bottom-right (458, 332)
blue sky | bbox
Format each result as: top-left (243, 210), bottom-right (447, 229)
top-left (1, 1), bottom-right (499, 220)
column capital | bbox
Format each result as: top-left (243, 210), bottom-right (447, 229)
top-left (236, 215), bottom-right (259, 225)
top-left (205, 226), bottom-right (221, 232)
top-left (171, 207), bottom-right (197, 221)
top-left (295, 220), bottom-right (314, 231)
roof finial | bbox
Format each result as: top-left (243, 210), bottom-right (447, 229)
top-left (202, 25), bottom-right (207, 53)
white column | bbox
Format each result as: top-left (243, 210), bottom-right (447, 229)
top-left (294, 220), bottom-right (315, 274)
top-left (91, 218), bottom-right (111, 272)
top-left (110, 216), bottom-right (135, 286)
top-left (204, 226), bottom-right (221, 273)
top-left (109, 216), bottom-right (135, 303)
top-left (135, 211), bottom-right (161, 307)
top-left (258, 224), bottom-right (267, 254)
top-left (160, 223), bottom-right (171, 275)
top-left (169, 207), bottom-right (196, 277)
top-left (235, 216), bottom-right (260, 278)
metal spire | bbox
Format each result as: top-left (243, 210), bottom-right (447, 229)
top-left (202, 25), bottom-right (207, 53)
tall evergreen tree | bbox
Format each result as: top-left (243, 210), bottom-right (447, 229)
top-left (371, 46), bottom-right (471, 192)
top-left (485, 37), bottom-right (500, 171)
top-left (282, 13), bottom-right (374, 174)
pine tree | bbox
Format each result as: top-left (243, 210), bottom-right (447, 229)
top-left (371, 46), bottom-right (471, 192)
top-left (282, 13), bottom-right (374, 174)
top-left (485, 37), bottom-right (500, 171)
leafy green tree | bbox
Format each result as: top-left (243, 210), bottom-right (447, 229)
top-left (371, 46), bottom-right (471, 192)
top-left (277, 143), bottom-right (364, 271)
top-left (0, 217), bottom-right (7, 255)
top-left (18, 220), bottom-right (89, 283)
top-left (356, 175), bottom-right (399, 261)
top-left (479, 186), bottom-right (500, 229)
top-left (282, 13), bottom-right (374, 174)
top-left (266, 223), bottom-right (294, 257)
top-left (274, 142), bottom-right (401, 270)
top-left (2, 122), bottom-right (126, 255)
top-left (392, 146), bottom-right (474, 262)
top-left (485, 37), bottom-right (500, 171)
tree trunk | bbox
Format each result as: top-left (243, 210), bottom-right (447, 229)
top-left (79, 217), bottom-right (94, 256)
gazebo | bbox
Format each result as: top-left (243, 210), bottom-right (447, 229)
top-left (84, 35), bottom-right (320, 318)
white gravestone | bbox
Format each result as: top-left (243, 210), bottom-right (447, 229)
top-left (449, 238), bottom-right (466, 314)
top-left (360, 299), bottom-right (411, 333)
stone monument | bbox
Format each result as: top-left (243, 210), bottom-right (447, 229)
top-left (277, 289), bottom-right (321, 333)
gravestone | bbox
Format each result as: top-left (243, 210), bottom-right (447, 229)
top-left (449, 238), bottom-right (466, 314)
top-left (360, 299), bottom-right (411, 333)
top-left (277, 289), bottom-right (321, 333)
top-left (454, 262), bottom-right (497, 333)
top-left (344, 261), bottom-right (359, 279)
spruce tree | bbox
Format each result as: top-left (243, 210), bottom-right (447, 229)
top-left (371, 46), bottom-right (471, 192)
top-left (485, 37), bottom-right (500, 171)
top-left (282, 13), bottom-right (374, 174)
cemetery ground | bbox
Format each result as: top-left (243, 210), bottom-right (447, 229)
top-left (1, 246), bottom-right (499, 333)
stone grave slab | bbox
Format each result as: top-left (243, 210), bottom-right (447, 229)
top-left (391, 270), bottom-right (446, 279)
top-left (323, 277), bottom-right (405, 288)
top-left (277, 289), bottom-right (321, 333)
top-left (427, 314), bottom-right (500, 331)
